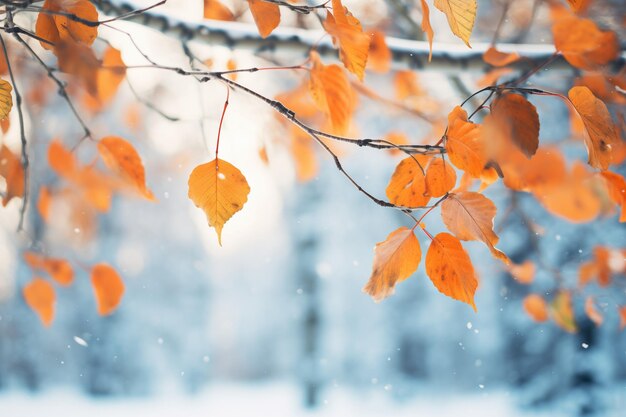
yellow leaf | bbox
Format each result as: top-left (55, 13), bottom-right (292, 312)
top-left (551, 291), bottom-right (577, 333)
top-left (434, 0), bottom-right (477, 47)
top-left (97, 136), bottom-right (154, 200)
top-left (23, 278), bottom-right (56, 327)
top-left (91, 263), bottom-right (125, 316)
top-left (188, 158), bottom-right (250, 245)
top-left (363, 227), bottom-right (421, 302)
top-left (0, 79), bottom-right (12, 119)
top-left (441, 192), bottom-right (509, 263)
top-left (425, 232), bottom-right (478, 311)
top-left (248, 0), bottom-right (280, 38)
top-left (568, 86), bottom-right (618, 170)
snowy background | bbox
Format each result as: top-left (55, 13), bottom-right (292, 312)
top-left (1, 0), bottom-right (626, 416)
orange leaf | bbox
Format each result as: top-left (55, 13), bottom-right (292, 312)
top-left (568, 86), bottom-right (618, 170)
top-left (91, 263), bottom-right (125, 316)
top-left (0, 144), bottom-right (24, 206)
top-left (386, 156), bottom-right (431, 208)
top-left (97, 136), bottom-right (154, 200)
top-left (491, 93), bottom-right (539, 158)
top-left (55, 40), bottom-right (100, 96)
top-left (363, 227), bottom-right (421, 302)
top-left (309, 52), bottom-right (356, 134)
top-left (483, 46), bottom-right (520, 67)
top-left (419, 0), bottom-right (434, 62)
top-left (91, 46), bottom-right (126, 107)
top-left (323, 0), bottom-right (370, 80)
top-left (509, 261), bottom-right (535, 284)
top-left (445, 106), bottom-right (486, 177)
top-left (23, 252), bottom-right (74, 286)
top-left (394, 70), bottom-right (424, 101)
top-left (523, 294), bottom-right (549, 322)
top-left (433, 0), bottom-right (476, 47)
top-left (553, 15), bottom-right (619, 70)
top-left (23, 278), bottom-right (56, 327)
top-left (36, 0), bottom-right (98, 50)
top-left (584, 296), bottom-right (603, 326)
top-left (565, 0), bottom-right (591, 12)
top-left (367, 30), bottom-right (391, 73)
top-left (188, 158), bottom-right (250, 245)
top-left (601, 171), bottom-right (626, 222)
top-left (425, 157), bottom-right (456, 197)
top-left (551, 291), bottom-right (577, 333)
top-left (384, 132), bottom-right (409, 156)
top-left (425, 232), bottom-right (478, 311)
top-left (38, 186), bottom-right (52, 222)
top-left (204, 0), bottom-right (234, 20)
top-left (441, 192), bottom-right (509, 263)
top-left (248, 0), bottom-right (280, 38)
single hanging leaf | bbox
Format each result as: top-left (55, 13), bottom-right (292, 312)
top-left (98, 136), bottom-right (155, 200)
top-left (188, 158), bottom-right (250, 245)
top-left (523, 294), bottom-right (549, 322)
top-left (23, 252), bottom-right (74, 286)
top-left (91, 263), bottom-right (125, 316)
top-left (551, 291), bottom-right (577, 333)
top-left (434, 0), bottom-right (477, 47)
top-left (569, 86), bottom-right (618, 170)
top-left (0, 144), bottom-right (24, 206)
top-left (425, 232), bottom-right (478, 311)
top-left (483, 46), bottom-right (520, 67)
top-left (23, 278), bottom-right (56, 327)
top-left (425, 158), bottom-right (456, 197)
top-left (204, 0), bottom-right (234, 20)
top-left (367, 30), bottom-right (391, 73)
top-left (445, 106), bottom-right (486, 177)
top-left (441, 192), bottom-right (509, 263)
top-left (248, 0), bottom-right (280, 38)
top-left (308, 52), bottom-right (356, 135)
top-left (385, 156), bottom-right (431, 208)
top-left (363, 227), bottom-right (421, 302)
top-left (323, 0), bottom-right (370, 80)
top-left (419, 0), bottom-right (434, 62)
top-left (491, 93), bottom-right (540, 158)
top-left (601, 171), bottom-right (626, 222)
top-left (553, 15), bottom-right (619, 70)
top-left (584, 296), bottom-right (603, 326)
top-left (0, 79), bottom-right (12, 119)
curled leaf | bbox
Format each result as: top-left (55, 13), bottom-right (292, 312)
top-left (0, 79), bottom-right (12, 119)
top-left (568, 86), bottom-right (618, 170)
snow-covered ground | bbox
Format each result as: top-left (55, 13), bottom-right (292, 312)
top-left (0, 383), bottom-right (574, 417)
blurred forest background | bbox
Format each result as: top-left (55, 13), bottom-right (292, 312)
top-left (0, 0), bottom-right (625, 416)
